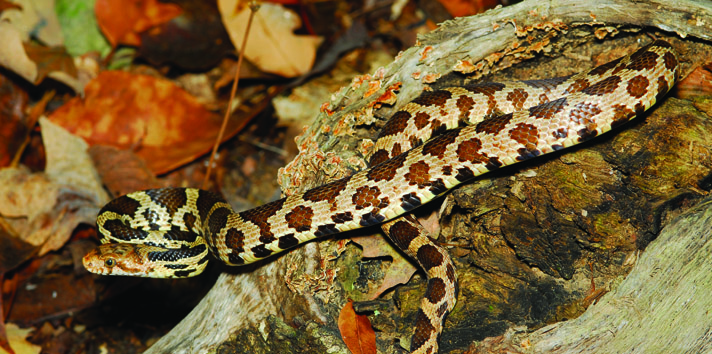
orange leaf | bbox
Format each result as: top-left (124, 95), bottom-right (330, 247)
top-left (338, 300), bottom-right (376, 354)
top-left (95, 0), bottom-right (182, 47)
top-left (48, 71), bottom-right (226, 174)
top-left (436, 0), bottom-right (500, 17)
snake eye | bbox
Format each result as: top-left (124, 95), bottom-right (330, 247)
top-left (105, 258), bottom-right (116, 267)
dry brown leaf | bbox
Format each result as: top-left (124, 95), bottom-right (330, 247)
top-left (676, 62), bottom-right (712, 99)
top-left (40, 117), bottom-right (109, 205)
top-left (89, 145), bottom-right (161, 197)
top-left (338, 300), bottom-right (377, 354)
top-left (0, 117), bottom-right (106, 255)
top-left (0, 167), bottom-right (99, 256)
top-left (0, 73), bottom-right (29, 168)
top-left (351, 235), bottom-right (417, 299)
top-left (23, 43), bottom-right (82, 92)
top-left (218, 1), bottom-right (322, 77)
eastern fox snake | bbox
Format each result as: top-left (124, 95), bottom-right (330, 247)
top-left (84, 40), bottom-right (679, 353)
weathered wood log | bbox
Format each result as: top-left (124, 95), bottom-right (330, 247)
top-left (146, 0), bottom-right (712, 353)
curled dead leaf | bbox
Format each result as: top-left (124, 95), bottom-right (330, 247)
top-left (338, 300), bottom-right (377, 354)
top-left (218, 1), bottom-right (322, 77)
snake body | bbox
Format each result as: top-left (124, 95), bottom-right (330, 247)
top-left (83, 40), bottom-right (679, 353)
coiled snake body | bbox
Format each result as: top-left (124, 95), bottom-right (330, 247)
top-left (83, 40), bottom-right (679, 353)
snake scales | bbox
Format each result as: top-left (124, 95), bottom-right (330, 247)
top-left (83, 40), bottom-right (679, 353)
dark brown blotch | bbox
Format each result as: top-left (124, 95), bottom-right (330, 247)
top-left (285, 205), bottom-right (314, 232)
top-left (455, 167), bottom-right (475, 182)
top-left (570, 102), bottom-right (602, 126)
top-left (412, 90), bottom-right (452, 107)
top-left (610, 104), bottom-right (636, 129)
top-left (367, 152), bottom-right (408, 182)
top-left (387, 219), bottom-right (420, 250)
top-left (102, 219), bottom-right (149, 241)
top-left (352, 185), bottom-right (387, 210)
top-left (662, 51), bottom-right (678, 72)
top-left (588, 57), bottom-right (622, 76)
top-left (627, 50), bottom-right (659, 71)
top-left (378, 110), bottom-right (411, 138)
top-left (196, 190), bottom-right (228, 222)
top-left (656, 76), bottom-right (670, 103)
top-left (405, 161), bottom-right (432, 188)
top-left (411, 310), bottom-right (435, 352)
top-left (250, 244), bottom-right (272, 259)
top-left (581, 75), bottom-right (622, 96)
top-left (456, 94), bottom-right (475, 120)
top-left (422, 128), bottom-right (460, 158)
top-left (315, 224), bottom-right (340, 237)
top-left (463, 82), bottom-right (506, 96)
top-left (400, 192), bottom-right (422, 211)
top-left (238, 198), bottom-right (285, 243)
top-left (626, 75), bottom-right (650, 98)
top-left (225, 228), bottom-right (245, 253)
top-left (368, 149), bottom-right (390, 166)
top-left (529, 97), bottom-right (567, 120)
top-left (456, 137), bottom-right (489, 165)
top-left (417, 244), bottom-right (444, 271)
top-left (208, 207), bottom-right (232, 240)
top-left (425, 277), bottom-right (447, 304)
top-left (509, 123), bottom-right (539, 150)
top-left (414, 111), bottom-right (431, 130)
top-left (331, 212), bottom-right (353, 224)
top-left (183, 213), bottom-right (197, 232)
top-left (101, 194), bottom-right (142, 218)
top-left (429, 179), bottom-right (447, 195)
top-left (228, 252), bottom-right (245, 265)
top-left (147, 188), bottom-right (187, 217)
top-left (303, 177), bottom-right (349, 203)
top-left (278, 234), bottom-right (299, 250)
top-left (506, 88), bottom-right (528, 110)
top-left (475, 112), bottom-right (513, 135)
top-left (564, 78), bottom-right (590, 95)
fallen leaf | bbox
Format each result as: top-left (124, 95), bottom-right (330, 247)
top-left (0, 21), bottom-right (37, 82)
top-left (0, 0), bottom-right (64, 46)
top-left (7, 271), bottom-right (95, 326)
top-left (0, 117), bottom-right (107, 256)
top-left (338, 300), bottom-right (376, 354)
top-left (89, 145), bottom-right (161, 197)
top-left (676, 62), bottom-right (712, 99)
top-left (137, 0), bottom-right (234, 70)
top-left (49, 71), bottom-right (273, 174)
top-left (95, 0), bottom-right (182, 47)
top-left (40, 117), bottom-right (109, 205)
top-left (436, 0), bottom-right (500, 17)
top-left (23, 43), bottom-right (82, 92)
top-left (0, 73), bottom-right (29, 168)
top-left (351, 235), bottom-right (417, 300)
top-left (219, 1), bottom-right (322, 77)
top-left (0, 324), bottom-right (41, 354)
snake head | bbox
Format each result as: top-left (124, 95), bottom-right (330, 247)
top-left (83, 243), bottom-right (208, 278)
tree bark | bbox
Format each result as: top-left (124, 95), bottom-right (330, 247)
top-left (146, 0), bottom-right (712, 353)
